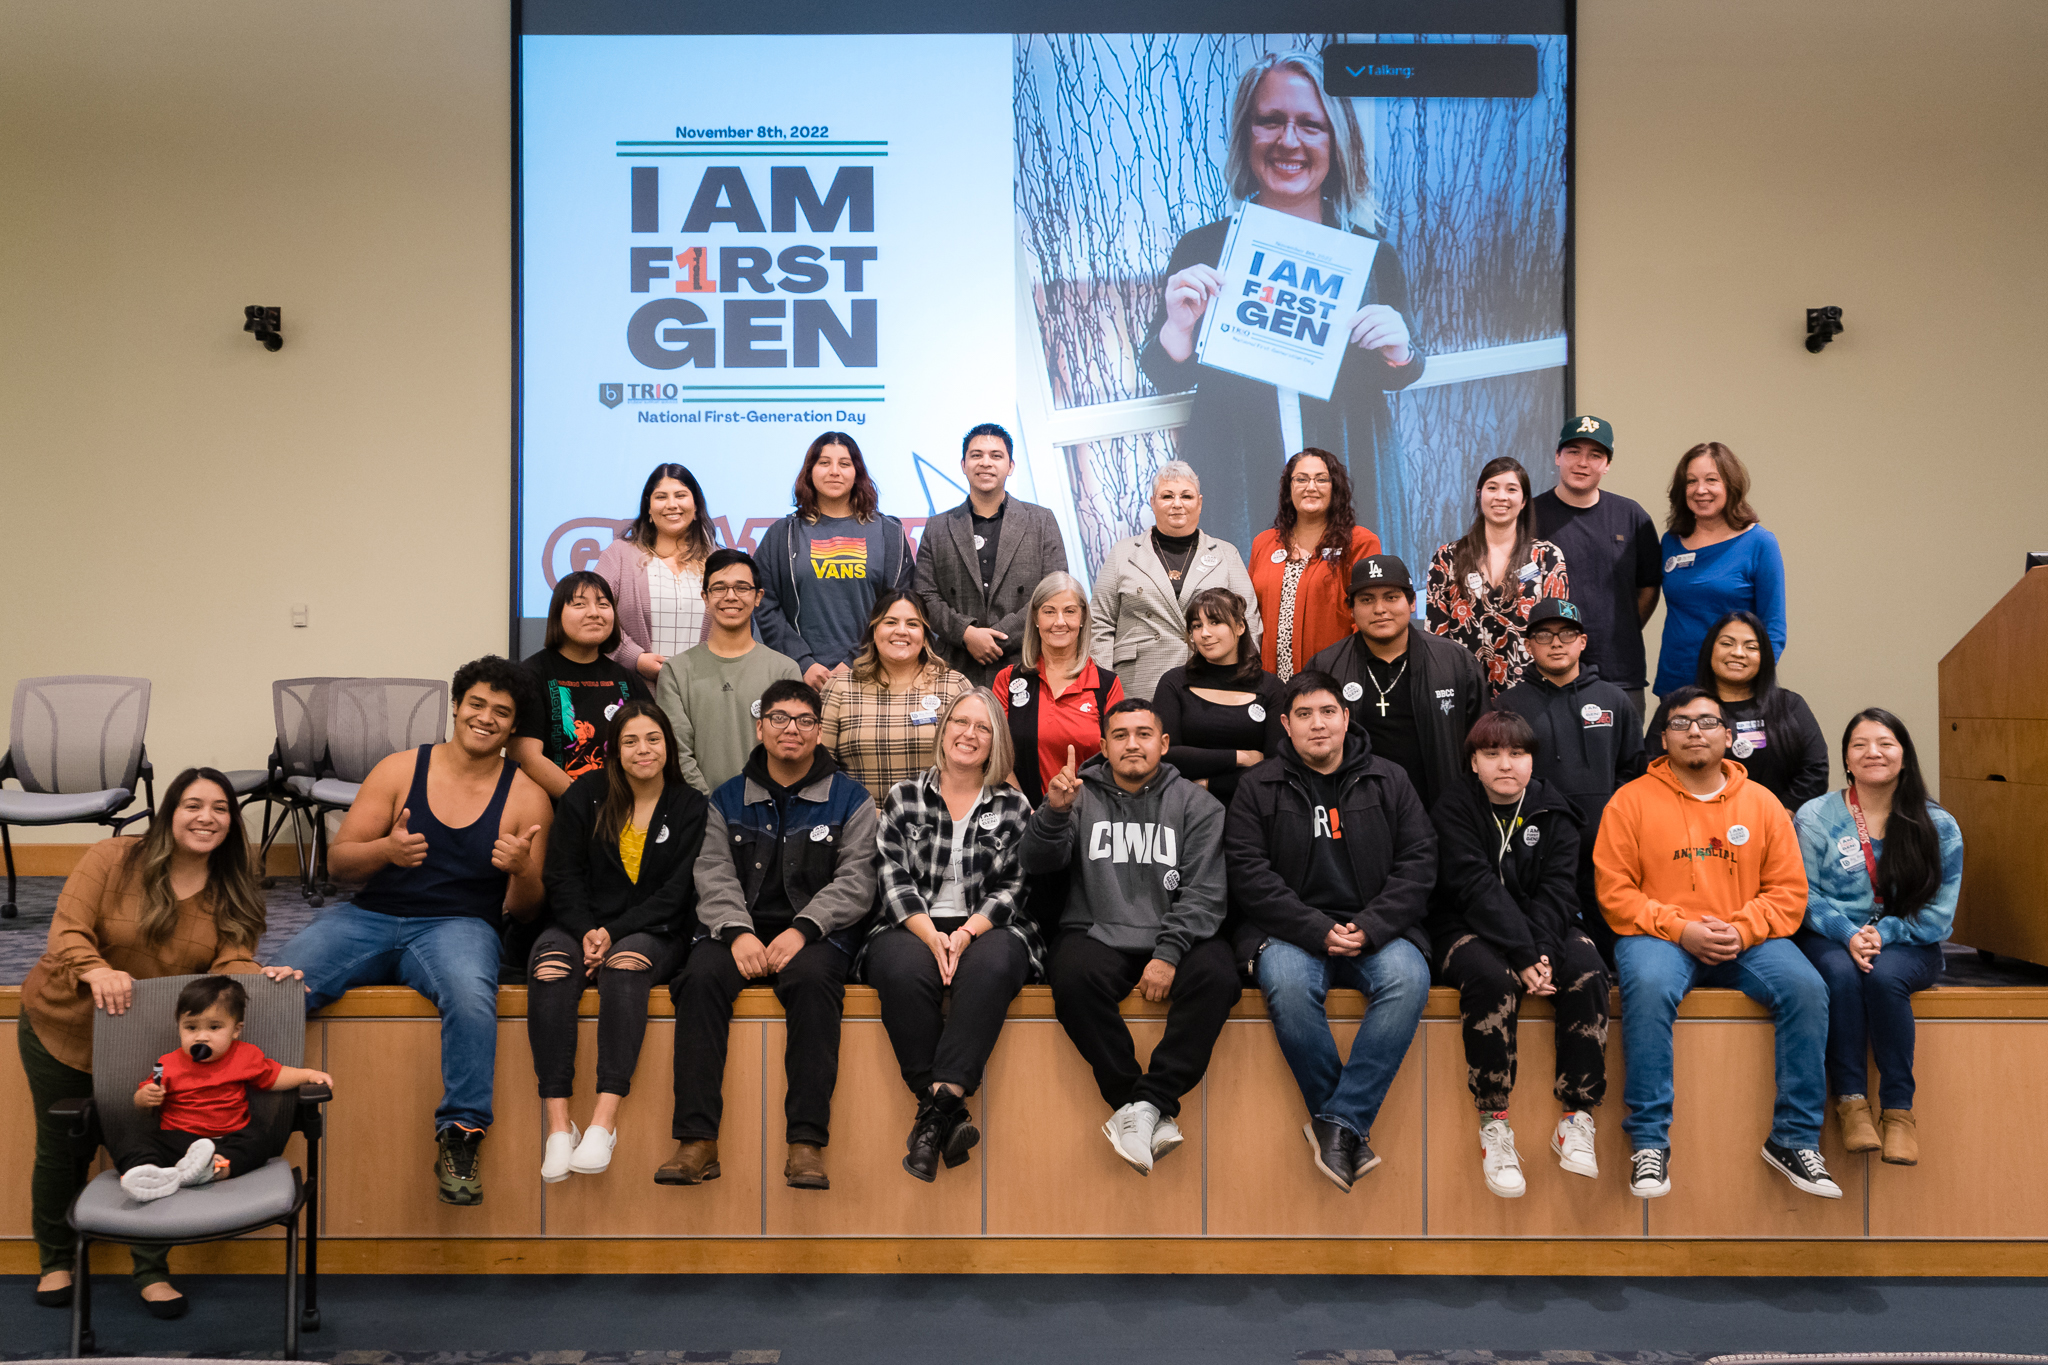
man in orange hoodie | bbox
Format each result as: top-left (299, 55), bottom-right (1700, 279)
top-left (1595, 687), bottom-right (1836, 1202)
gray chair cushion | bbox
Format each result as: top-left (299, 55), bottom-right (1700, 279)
top-left (284, 775), bottom-right (317, 799)
top-left (221, 768), bottom-right (268, 795)
top-left (309, 778), bottom-right (360, 807)
top-left (71, 1159), bottom-right (298, 1241)
top-left (0, 788), bottom-right (129, 824)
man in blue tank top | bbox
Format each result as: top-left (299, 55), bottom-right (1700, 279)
top-left (274, 657), bottom-right (554, 1206)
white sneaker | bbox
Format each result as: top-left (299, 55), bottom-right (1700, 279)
top-left (568, 1124), bottom-right (616, 1175)
top-left (1479, 1118), bottom-right (1526, 1198)
top-left (175, 1137), bottom-right (219, 1187)
top-left (541, 1124), bottom-right (580, 1183)
top-left (1150, 1114), bottom-right (1184, 1163)
top-left (1552, 1111), bottom-right (1599, 1178)
top-left (119, 1164), bottom-right (182, 1203)
top-left (1100, 1103), bottom-right (1155, 1175)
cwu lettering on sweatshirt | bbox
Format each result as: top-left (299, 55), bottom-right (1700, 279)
top-left (1088, 821), bottom-right (1179, 865)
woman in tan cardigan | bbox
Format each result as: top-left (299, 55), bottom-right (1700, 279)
top-left (18, 767), bottom-right (296, 1317)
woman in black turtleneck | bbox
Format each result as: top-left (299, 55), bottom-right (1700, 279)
top-left (1151, 588), bottom-right (1283, 803)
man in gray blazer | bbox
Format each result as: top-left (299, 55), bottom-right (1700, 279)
top-left (914, 422), bottom-right (1070, 686)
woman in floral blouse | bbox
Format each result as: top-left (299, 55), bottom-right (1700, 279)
top-left (819, 590), bottom-right (970, 804)
top-left (1425, 456), bottom-right (1569, 696)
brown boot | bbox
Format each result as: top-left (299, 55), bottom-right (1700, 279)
top-left (785, 1142), bottom-right (830, 1190)
top-left (1880, 1109), bottom-right (1919, 1166)
top-left (1836, 1097), bottom-right (1880, 1153)
top-left (655, 1139), bottom-right (720, 1185)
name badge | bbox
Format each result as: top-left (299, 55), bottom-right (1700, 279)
top-left (1517, 561), bottom-right (1539, 582)
top-left (810, 824), bottom-right (832, 842)
top-left (1665, 552), bottom-right (1697, 572)
top-left (910, 710), bottom-right (936, 726)
top-left (1342, 681), bottom-right (1364, 702)
top-left (1270, 548), bottom-right (1287, 564)
top-left (1199, 554), bottom-right (1218, 568)
top-left (1247, 703), bottom-right (1266, 722)
top-left (978, 811), bottom-right (1001, 831)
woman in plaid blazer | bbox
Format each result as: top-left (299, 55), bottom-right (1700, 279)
top-left (819, 591), bottom-right (971, 805)
top-left (864, 687), bottom-right (1042, 1183)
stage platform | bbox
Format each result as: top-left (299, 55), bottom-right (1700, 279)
top-left (6, 983), bottom-right (2045, 1277)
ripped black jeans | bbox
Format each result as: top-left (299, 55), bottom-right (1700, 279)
top-left (1437, 929), bottom-right (1610, 1114)
top-left (527, 926), bottom-right (681, 1098)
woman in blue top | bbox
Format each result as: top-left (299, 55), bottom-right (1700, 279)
top-left (1653, 443), bottom-right (1787, 697)
top-left (1794, 708), bottom-right (1962, 1168)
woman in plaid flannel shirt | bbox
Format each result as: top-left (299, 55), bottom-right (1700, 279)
top-left (863, 687), bottom-right (1042, 1183)
top-left (819, 591), bottom-right (971, 805)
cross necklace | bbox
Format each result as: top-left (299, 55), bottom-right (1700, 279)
top-left (1367, 656), bottom-right (1409, 717)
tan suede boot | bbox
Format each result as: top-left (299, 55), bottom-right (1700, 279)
top-left (1880, 1109), bottom-right (1919, 1165)
top-left (654, 1139), bottom-right (720, 1185)
top-left (785, 1142), bottom-right (830, 1190)
top-left (1836, 1097), bottom-right (1880, 1153)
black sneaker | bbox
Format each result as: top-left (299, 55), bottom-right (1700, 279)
top-left (436, 1125), bottom-right (485, 1206)
top-left (1630, 1147), bottom-right (1671, 1198)
top-left (1762, 1141), bottom-right (1843, 1199)
top-left (902, 1097), bottom-right (946, 1183)
top-left (1303, 1118), bottom-right (1355, 1191)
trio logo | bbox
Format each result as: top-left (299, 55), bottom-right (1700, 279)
top-left (599, 382), bottom-right (678, 407)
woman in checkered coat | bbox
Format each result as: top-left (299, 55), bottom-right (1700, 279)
top-left (863, 687), bottom-right (1042, 1183)
top-left (818, 591), bottom-right (971, 805)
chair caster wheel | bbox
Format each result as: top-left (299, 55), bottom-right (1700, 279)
top-left (1, 902), bottom-right (16, 919)
top-left (302, 1308), bottom-right (322, 1331)
top-left (307, 894), bottom-right (325, 908)
top-left (262, 877), bottom-right (277, 890)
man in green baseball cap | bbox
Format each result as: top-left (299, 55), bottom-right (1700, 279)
top-left (1557, 414), bottom-right (1614, 455)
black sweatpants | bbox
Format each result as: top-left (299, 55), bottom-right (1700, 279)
top-left (1437, 928), bottom-right (1610, 1114)
top-left (114, 1123), bottom-right (277, 1180)
top-left (1047, 932), bottom-right (1238, 1119)
top-left (527, 926), bottom-right (681, 1099)
top-left (864, 925), bottom-right (1030, 1097)
top-left (671, 935), bottom-right (850, 1147)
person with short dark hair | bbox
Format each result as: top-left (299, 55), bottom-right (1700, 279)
top-left (913, 423), bottom-right (1069, 686)
top-left (1306, 553), bottom-right (1485, 808)
top-left (530, 701), bottom-right (708, 1184)
top-left (659, 678), bottom-right (878, 1192)
top-left (1533, 417), bottom-right (1663, 716)
top-left (1025, 698), bottom-right (1234, 1174)
top-left (513, 570), bottom-right (649, 801)
top-left (117, 976), bottom-right (334, 1203)
top-left (593, 463), bottom-right (719, 683)
top-left (1152, 587), bottom-right (1283, 804)
top-left (1225, 671), bottom-right (1435, 1191)
top-left (1596, 686), bottom-right (1832, 1202)
top-left (655, 548), bottom-right (802, 795)
top-left (1794, 709), bottom-right (1962, 1168)
top-left (1691, 610), bottom-right (1827, 810)
top-left (819, 589), bottom-right (971, 804)
top-left (1428, 709), bottom-right (1608, 1198)
top-left (754, 432), bottom-right (916, 693)
top-left (273, 656), bottom-right (554, 1207)
top-left (1653, 442), bottom-right (1787, 698)
top-left (1494, 597), bottom-right (1646, 962)
top-left (1425, 456), bottom-right (1570, 696)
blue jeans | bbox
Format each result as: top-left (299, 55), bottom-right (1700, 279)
top-left (1615, 933), bottom-right (1827, 1151)
top-left (1797, 929), bottom-right (1943, 1110)
top-left (1257, 936), bottom-right (1429, 1140)
top-left (276, 904), bottom-right (502, 1132)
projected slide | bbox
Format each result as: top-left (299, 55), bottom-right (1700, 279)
top-left (517, 7), bottom-right (1570, 645)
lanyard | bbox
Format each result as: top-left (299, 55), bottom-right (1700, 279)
top-left (1844, 785), bottom-right (1884, 911)
top-left (1492, 791), bottom-right (1527, 883)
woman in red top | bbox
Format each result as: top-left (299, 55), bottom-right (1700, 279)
top-left (991, 572), bottom-right (1125, 805)
top-left (1249, 448), bottom-right (1381, 680)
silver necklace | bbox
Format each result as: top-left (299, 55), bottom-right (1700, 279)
top-left (1367, 656), bottom-right (1409, 718)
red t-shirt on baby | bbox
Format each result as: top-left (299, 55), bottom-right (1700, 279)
top-left (146, 1039), bottom-right (282, 1136)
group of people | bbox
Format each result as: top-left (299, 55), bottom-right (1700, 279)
top-left (20, 416), bottom-right (1962, 1317)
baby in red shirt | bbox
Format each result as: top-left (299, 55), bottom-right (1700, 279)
top-left (120, 975), bottom-right (333, 1204)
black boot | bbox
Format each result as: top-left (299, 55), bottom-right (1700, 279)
top-left (934, 1088), bottom-right (980, 1169)
top-left (903, 1095), bottom-right (947, 1183)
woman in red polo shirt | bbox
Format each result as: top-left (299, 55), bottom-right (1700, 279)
top-left (991, 572), bottom-right (1125, 804)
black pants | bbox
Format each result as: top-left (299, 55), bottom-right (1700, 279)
top-left (114, 1123), bottom-right (277, 1180)
top-left (527, 926), bottom-right (680, 1099)
top-left (864, 925), bottom-right (1030, 1097)
top-left (1047, 932), bottom-right (1238, 1119)
top-left (671, 935), bottom-right (850, 1147)
top-left (1438, 929), bottom-right (1610, 1114)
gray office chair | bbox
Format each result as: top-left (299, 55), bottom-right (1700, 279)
top-left (52, 973), bottom-right (330, 1358)
top-left (0, 676), bottom-right (154, 919)
top-left (243, 678), bottom-right (350, 903)
top-left (303, 677), bottom-right (447, 904)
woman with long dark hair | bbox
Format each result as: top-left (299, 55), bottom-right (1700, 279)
top-left (1425, 456), bottom-right (1569, 695)
top-left (18, 768), bottom-right (298, 1315)
top-left (531, 701), bottom-right (709, 1183)
top-left (1653, 442), bottom-right (1787, 698)
top-left (1689, 609), bottom-right (1826, 808)
top-left (1152, 587), bottom-right (1283, 803)
top-left (819, 589), bottom-right (971, 804)
top-left (1794, 709), bottom-right (1961, 1168)
top-left (755, 430), bottom-right (915, 691)
top-left (512, 570), bottom-right (649, 800)
top-left (595, 463), bottom-right (718, 683)
top-left (1249, 448), bottom-right (1382, 679)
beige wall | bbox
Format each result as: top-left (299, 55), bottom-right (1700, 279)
top-left (3, 0), bottom-right (2044, 839)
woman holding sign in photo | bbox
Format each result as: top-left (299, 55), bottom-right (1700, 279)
top-left (1139, 50), bottom-right (1424, 558)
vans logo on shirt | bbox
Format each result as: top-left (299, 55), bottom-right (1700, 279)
top-left (810, 535), bottom-right (870, 580)
top-left (1088, 821), bottom-right (1179, 866)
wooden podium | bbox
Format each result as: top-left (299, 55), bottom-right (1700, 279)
top-left (1941, 565), bottom-right (2048, 966)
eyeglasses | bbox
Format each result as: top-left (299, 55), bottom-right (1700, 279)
top-left (706, 583), bottom-right (760, 599)
top-left (1290, 474), bottom-right (1332, 488)
top-left (1252, 115), bottom-right (1330, 141)
top-left (763, 711), bottom-right (820, 733)
top-left (1529, 629), bottom-right (1584, 644)
top-left (1664, 716), bottom-right (1727, 733)
top-left (946, 718), bottom-right (995, 738)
